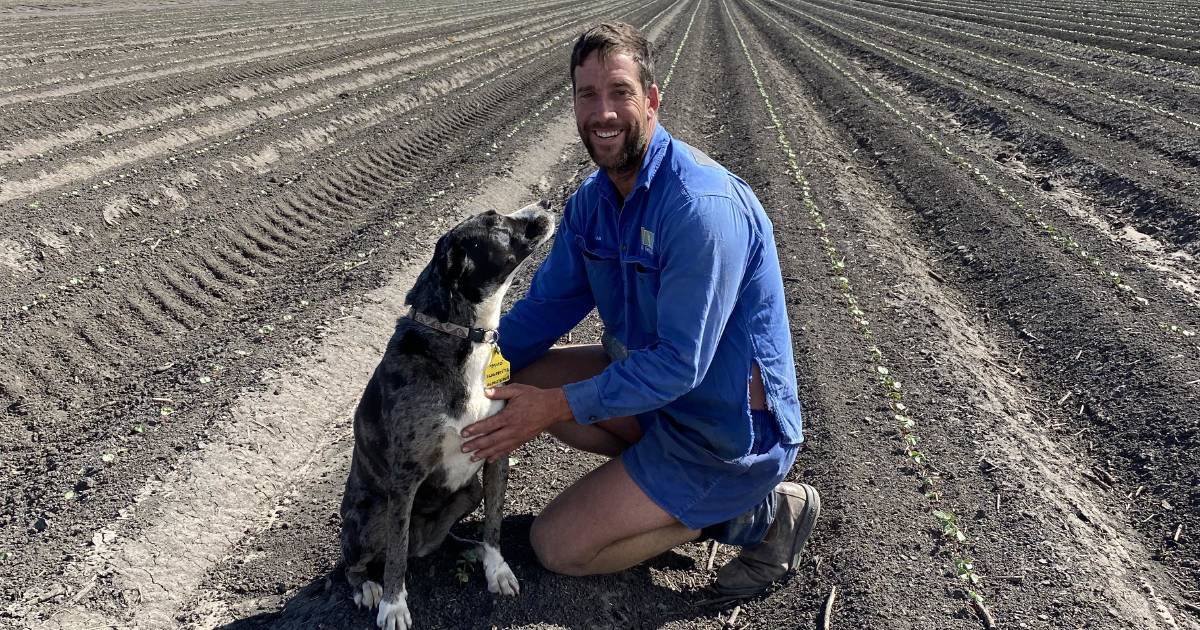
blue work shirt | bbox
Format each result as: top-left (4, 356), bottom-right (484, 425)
top-left (498, 124), bottom-right (803, 458)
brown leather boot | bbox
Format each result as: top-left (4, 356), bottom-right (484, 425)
top-left (713, 482), bottom-right (821, 599)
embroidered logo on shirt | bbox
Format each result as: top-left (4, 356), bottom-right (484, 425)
top-left (640, 227), bottom-right (655, 254)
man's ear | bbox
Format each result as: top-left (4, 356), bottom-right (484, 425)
top-left (647, 83), bottom-right (661, 118)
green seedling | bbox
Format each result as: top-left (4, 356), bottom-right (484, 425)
top-left (954, 556), bottom-right (982, 585)
top-left (160, 406), bottom-right (175, 417)
top-left (455, 548), bottom-right (478, 584)
top-left (100, 452), bottom-right (116, 464)
top-left (934, 510), bottom-right (967, 542)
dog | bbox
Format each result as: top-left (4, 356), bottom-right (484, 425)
top-left (339, 201), bottom-right (555, 630)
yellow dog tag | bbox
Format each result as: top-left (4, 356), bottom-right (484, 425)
top-left (484, 345), bottom-right (510, 387)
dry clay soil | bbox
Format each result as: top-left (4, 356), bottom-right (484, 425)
top-left (2, 0), bottom-right (1200, 628)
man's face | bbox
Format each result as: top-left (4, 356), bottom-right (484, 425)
top-left (573, 51), bottom-right (660, 175)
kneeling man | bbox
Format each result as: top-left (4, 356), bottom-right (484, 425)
top-left (461, 21), bottom-right (819, 599)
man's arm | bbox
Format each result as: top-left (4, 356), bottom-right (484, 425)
top-left (563, 195), bottom-right (751, 423)
top-left (461, 195), bottom-right (752, 463)
top-left (497, 197), bottom-right (596, 373)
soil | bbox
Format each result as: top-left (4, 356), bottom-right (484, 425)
top-left (1, 0), bottom-right (1198, 628)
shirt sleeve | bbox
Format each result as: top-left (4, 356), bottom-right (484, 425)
top-left (562, 195), bottom-right (751, 423)
top-left (497, 196), bottom-right (596, 373)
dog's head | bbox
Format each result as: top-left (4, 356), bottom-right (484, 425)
top-left (407, 201), bottom-right (556, 316)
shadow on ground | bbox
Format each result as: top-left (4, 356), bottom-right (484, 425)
top-left (216, 516), bottom-right (723, 629)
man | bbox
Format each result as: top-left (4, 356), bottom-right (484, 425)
top-left (460, 21), bottom-right (819, 599)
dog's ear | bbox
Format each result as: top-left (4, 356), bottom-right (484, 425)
top-left (441, 240), bottom-right (473, 287)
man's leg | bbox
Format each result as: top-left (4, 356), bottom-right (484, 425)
top-left (529, 456), bottom-right (699, 576)
top-left (515, 344), bottom-right (696, 575)
top-left (510, 344), bottom-right (640, 457)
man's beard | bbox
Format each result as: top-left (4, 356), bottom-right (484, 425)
top-left (580, 118), bottom-right (646, 175)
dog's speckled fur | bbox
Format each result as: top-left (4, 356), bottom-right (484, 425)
top-left (340, 202), bottom-right (554, 629)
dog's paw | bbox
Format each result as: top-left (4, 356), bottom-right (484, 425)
top-left (486, 561), bottom-right (520, 596)
top-left (376, 591), bottom-right (412, 630)
top-left (355, 580), bottom-right (383, 610)
top-left (481, 543), bottom-right (519, 596)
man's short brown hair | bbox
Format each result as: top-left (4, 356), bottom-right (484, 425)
top-left (569, 22), bottom-right (655, 92)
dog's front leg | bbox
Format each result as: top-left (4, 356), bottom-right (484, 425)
top-left (481, 458), bottom-right (519, 596)
top-left (377, 484), bottom-right (416, 630)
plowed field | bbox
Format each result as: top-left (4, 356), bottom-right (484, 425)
top-left (2, 0), bottom-right (1199, 628)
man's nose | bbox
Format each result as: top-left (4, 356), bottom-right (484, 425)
top-left (595, 95), bottom-right (620, 119)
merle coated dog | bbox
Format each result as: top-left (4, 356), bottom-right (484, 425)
top-left (340, 202), bottom-right (555, 630)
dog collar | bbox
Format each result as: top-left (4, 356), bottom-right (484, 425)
top-left (403, 309), bottom-right (498, 344)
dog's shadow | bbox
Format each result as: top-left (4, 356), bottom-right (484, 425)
top-left (216, 515), bottom-right (721, 630)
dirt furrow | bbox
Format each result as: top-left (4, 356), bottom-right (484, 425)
top-left (785, 0), bottom-right (1200, 151)
top-left (737, 0), bottom-right (1200, 621)
top-left (850, 0), bottom-right (1200, 64)
top-left (766, 0), bottom-right (1200, 277)
top-left (841, 0), bottom-right (1200, 80)
top-left (733, 1), bottom-right (1200, 627)
top-left (0, 2), bottom-right (426, 60)
top-left (0, 1), bottom-right (590, 168)
top-left (0, 2), bottom-right (632, 211)
top-left (0, 5), bottom-right (397, 62)
top-left (0, 0), bottom-right (564, 123)
top-left (1, 3), bottom-right (684, 625)
top-left (977, 0), bottom-right (1200, 33)
top-left (0, 0), bottom-right (556, 95)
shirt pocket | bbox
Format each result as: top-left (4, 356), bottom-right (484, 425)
top-left (575, 234), bottom-right (620, 324)
top-left (629, 253), bottom-right (660, 333)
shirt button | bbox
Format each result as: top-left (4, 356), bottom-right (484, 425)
top-left (620, 244), bottom-right (626, 252)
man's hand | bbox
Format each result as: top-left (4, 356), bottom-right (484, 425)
top-left (461, 384), bottom-right (573, 463)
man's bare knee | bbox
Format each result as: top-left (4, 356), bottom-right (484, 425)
top-left (530, 513), bottom-right (592, 576)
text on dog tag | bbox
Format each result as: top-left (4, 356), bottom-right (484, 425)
top-left (484, 345), bottom-right (510, 387)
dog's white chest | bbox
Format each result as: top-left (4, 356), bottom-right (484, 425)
top-left (434, 338), bottom-right (504, 492)
top-left (436, 369), bottom-right (504, 490)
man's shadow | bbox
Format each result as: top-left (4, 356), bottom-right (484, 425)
top-left (217, 515), bottom-right (723, 629)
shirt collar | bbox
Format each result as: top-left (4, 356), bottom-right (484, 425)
top-left (598, 122), bottom-right (671, 205)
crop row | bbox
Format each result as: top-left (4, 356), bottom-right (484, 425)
top-left (0, 2), bottom-right (635, 210)
top-left (866, 0), bottom-right (1200, 52)
top-left (774, 0), bottom-right (1200, 261)
top-left (0, 1), bottom-right (545, 94)
top-left (807, 0), bottom-right (1200, 98)
top-left (0, 0), bottom-right (564, 111)
top-left (721, 0), bottom-right (992, 624)
top-left (757, 0), bottom-right (1200, 345)
top-left (919, 0), bottom-right (1198, 38)
top-left (0, 1), bottom-right (591, 167)
top-left (849, 0), bottom-right (1200, 65)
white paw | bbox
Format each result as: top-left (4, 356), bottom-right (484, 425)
top-left (481, 543), bottom-right (519, 596)
top-left (486, 561), bottom-right (520, 596)
top-left (376, 592), bottom-right (412, 630)
top-left (356, 580), bottom-right (382, 610)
